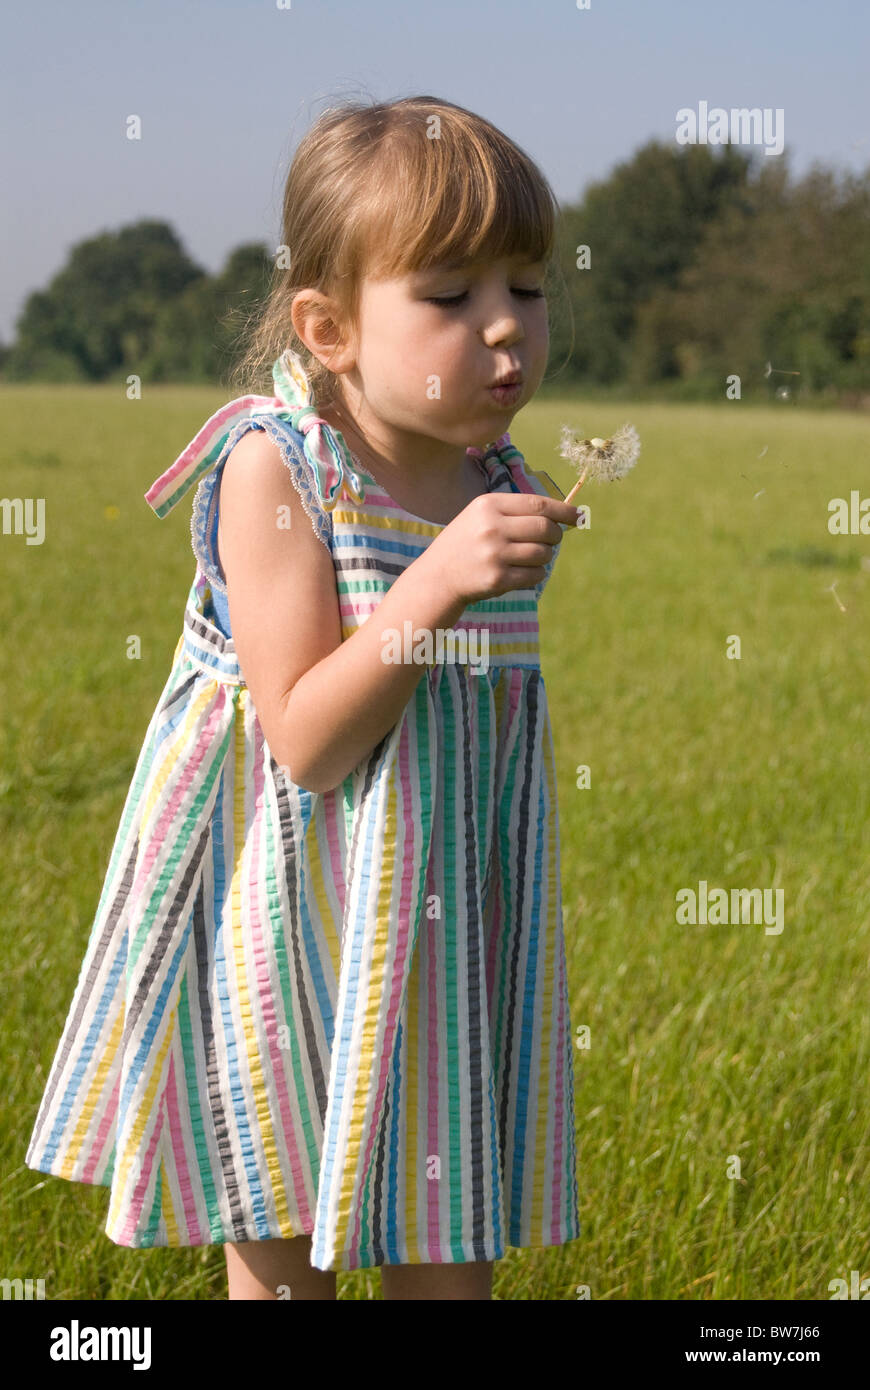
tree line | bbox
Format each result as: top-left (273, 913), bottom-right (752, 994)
top-left (3, 140), bottom-right (868, 403)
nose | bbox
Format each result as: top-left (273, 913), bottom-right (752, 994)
top-left (480, 305), bottom-right (524, 348)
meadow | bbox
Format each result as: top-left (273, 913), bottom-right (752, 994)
top-left (1, 384), bottom-right (868, 1300)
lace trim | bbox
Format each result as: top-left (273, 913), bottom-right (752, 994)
top-left (189, 415), bottom-right (333, 596)
top-left (250, 415), bottom-right (335, 549)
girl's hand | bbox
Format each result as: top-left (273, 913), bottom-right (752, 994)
top-left (428, 493), bottom-right (582, 606)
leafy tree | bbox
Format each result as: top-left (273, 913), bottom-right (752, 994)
top-left (143, 243), bottom-right (272, 383)
top-left (548, 139), bottom-right (753, 385)
top-left (630, 162), bottom-right (870, 396)
top-left (4, 221), bottom-right (204, 381)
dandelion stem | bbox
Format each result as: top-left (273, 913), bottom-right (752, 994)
top-left (564, 468), bottom-right (588, 505)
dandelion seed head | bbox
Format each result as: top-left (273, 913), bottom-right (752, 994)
top-left (558, 423), bottom-right (640, 483)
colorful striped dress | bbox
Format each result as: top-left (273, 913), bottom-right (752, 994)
top-left (25, 350), bottom-right (581, 1272)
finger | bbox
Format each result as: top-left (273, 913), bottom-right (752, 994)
top-left (493, 494), bottom-right (581, 527)
top-left (500, 516), bottom-right (567, 547)
top-left (502, 541), bottom-right (559, 567)
top-left (502, 565), bottom-right (549, 592)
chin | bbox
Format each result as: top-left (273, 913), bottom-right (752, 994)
top-left (473, 407), bottom-right (518, 439)
top-left (467, 428), bottom-right (503, 449)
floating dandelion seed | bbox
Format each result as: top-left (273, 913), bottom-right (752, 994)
top-left (765, 360), bottom-right (800, 380)
top-left (758, 445), bottom-right (769, 459)
top-left (827, 582), bottom-right (846, 613)
top-left (559, 424), bottom-right (640, 505)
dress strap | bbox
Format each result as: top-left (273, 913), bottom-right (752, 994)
top-left (146, 366), bottom-right (559, 522)
top-left (466, 433), bottom-right (563, 498)
top-left (144, 348), bottom-right (368, 519)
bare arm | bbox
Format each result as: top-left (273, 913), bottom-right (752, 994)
top-left (217, 428), bottom-right (469, 794)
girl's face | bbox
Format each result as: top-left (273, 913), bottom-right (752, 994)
top-left (342, 254), bottom-right (550, 450)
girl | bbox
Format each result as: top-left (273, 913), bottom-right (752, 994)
top-left (26, 95), bottom-right (583, 1301)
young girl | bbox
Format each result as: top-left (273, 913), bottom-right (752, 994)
top-left (26, 94), bottom-right (582, 1301)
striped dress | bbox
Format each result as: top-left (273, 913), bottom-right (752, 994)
top-left (25, 367), bottom-right (581, 1272)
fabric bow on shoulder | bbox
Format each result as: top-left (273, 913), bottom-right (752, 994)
top-left (144, 348), bottom-right (368, 518)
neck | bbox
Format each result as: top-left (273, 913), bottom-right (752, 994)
top-left (315, 394), bottom-right (493, 521)
top-left (316, 395), bottom-right (472, 491)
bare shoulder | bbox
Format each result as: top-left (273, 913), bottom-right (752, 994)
top-left (217, 423), bottom-right (329, 559)
top-left (214, 422), bottom-right (340, 774)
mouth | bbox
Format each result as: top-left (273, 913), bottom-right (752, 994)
top-left (488, 376), bottom-right (523, 406)
top-left (489, 369), bottom-right (523, 388)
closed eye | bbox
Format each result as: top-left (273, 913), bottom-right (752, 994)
top-left (425, 289), bottom-right (545, 307)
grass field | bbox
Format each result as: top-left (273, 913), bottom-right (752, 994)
top-left (2, 385), bottom-right (869, 1300)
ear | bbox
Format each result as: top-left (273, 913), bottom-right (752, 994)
top-left (290, 289), bottom-right (356, 375)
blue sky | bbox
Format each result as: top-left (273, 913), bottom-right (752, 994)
top-left (1, 0), bottom-right (867, 343)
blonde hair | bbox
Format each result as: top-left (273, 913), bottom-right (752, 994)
top-left (229, 95), bottom-right (560, 407)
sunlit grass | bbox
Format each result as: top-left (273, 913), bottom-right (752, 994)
top-left (2, 386), bottom-right (869, 1299)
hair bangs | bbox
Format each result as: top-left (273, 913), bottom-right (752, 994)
top-left (354, 105), bottom-right (557, 282)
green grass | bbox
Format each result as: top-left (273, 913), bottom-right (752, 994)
top-left (2, 385), bottom-right (869, 1300)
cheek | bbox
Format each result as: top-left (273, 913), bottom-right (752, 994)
top-left (359, 300), bottom-right (472, 395)
top-left (356, 305), bottom-right (407, 380)
top-left (530, 303), bottom-right (549, 345)
top-left (373, 303), bottom-right (427, 360)
top-left (398, 313), bottom-right (466, 376)
top-left (530, 316), bottom-right (550, 370)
